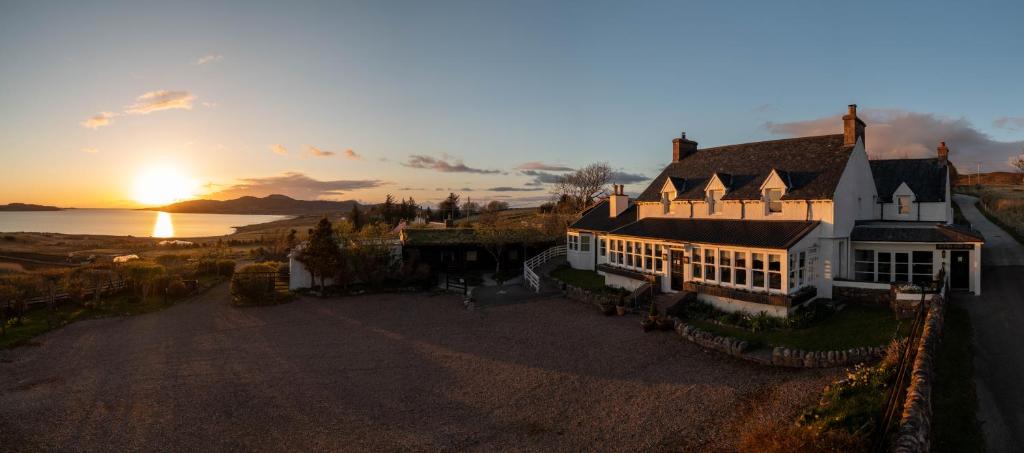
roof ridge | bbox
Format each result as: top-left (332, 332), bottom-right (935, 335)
top-left (691, 133), bottom-right (844, 153)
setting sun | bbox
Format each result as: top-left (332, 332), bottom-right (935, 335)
top-left (132, 165), bottom-right (198, 206)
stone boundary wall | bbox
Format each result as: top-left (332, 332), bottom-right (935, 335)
top-left (893, 292), bottom-right (945, 453)
top-left (672, 318), bottom-right (887, 368)
top-left (833, 285), bottom-right (890, 305)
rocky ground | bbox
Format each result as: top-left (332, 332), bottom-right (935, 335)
top-left (0, 285), bottom-right (838, 452)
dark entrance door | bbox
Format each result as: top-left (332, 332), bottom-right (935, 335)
top-left (670, 250), bottom-right (685, 291)
top-left (951, 250), bottom-right (970, 290)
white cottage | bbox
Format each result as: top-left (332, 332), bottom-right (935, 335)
top-left (566, 105), bottom-right (982, 317)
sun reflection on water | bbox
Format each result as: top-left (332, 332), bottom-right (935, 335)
top-left (152, 212), bottom-right (175, 238)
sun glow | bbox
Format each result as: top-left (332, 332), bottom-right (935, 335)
top-left (132, 165), bottom-right (198, 206)
top-left (152, 212), bottom-right (175, 238)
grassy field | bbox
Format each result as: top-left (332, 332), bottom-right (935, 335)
top-left (689, 304), bottom-right (910, 350)
top-left (931, 304), bottom-right (986, 452)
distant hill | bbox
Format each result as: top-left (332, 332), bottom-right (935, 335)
top-left (0, 203), bottom-right (63, 211)
top-left (956, 172), bottom-right (1023, 186)
top-left (153, 195), bottom-right (361, 215)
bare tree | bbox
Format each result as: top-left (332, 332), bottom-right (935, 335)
top-left (552, 162), bottom-right (613, 212)
top-left (1012, 152), bottom-right (1024, 184)
top-left (474, 219), bottom-right (530, 275)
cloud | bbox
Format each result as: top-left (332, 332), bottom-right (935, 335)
top-left (80, 111), bottom-right (117, 129)
top-left (196, 54), bottom-right (223, 65)
top-left (207, 172), bottom-right (385, 200)
top-left (516, 161), bottom-right (574, 171)
top-left (270, 144), bottom-right (289, 156)
top-left (126, 90), bottom-right (196, 114)
top-left (520, 169), bottom-right (563, 185)
top-left (994, 117), bottom-right (1024, 131)
top-left (81, 147), bottom-right (99, 154)
top-left (611, 171), bottom-right (649, 184)
top-left (344, 149), bottom-right (362, 160)
top-left (403, 154), bottom-right (500, 174)
top-left (487, 186), bottom-right (543, 192)
top-left (307, 145), bottom-right (335, 157)
top-left (765, 108), bottom-right (1024, 171)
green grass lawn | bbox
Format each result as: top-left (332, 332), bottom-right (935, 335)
top-left (550, 266), bottom-right (606, 291)
top-left (931, 304), bottom-right (986, 452)
top-left (689, 304), bottom-right (910, 350)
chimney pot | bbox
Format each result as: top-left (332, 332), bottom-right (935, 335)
top-left (842, 104), bottom-right (866, 147)
top-left (672, 131), bottom-right (698, 162)
top-left (937, 141), bottom-right (950, 166)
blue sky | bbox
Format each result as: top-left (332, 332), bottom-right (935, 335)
top-left (1, 0), bottom-right (1022, 207)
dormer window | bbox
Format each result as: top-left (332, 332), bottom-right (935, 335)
top-left (766, 188), bottom-right (783, 213)
top-left (661, 191), bottom-right (671, 214)
top-left (708, 190), bottom-right (723, 214)
top-left (897, 195), bottom-right (911, 214)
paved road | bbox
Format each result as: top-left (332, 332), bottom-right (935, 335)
top-left (954, 194), bottom-right (1024, 266)
top-left (953, 194), bottom-right (1024, 453)
top-left (0, 284), bottom-right (836, 452)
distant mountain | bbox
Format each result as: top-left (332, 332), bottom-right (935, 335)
top-left (152, 195), bottom-right (361, 215)
top-left (0, 203), bottom-right (63, 211)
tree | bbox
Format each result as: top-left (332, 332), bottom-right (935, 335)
top-left (474, 219), bottom-right (530, 275)
top-left (484, 200), bottom-right (509, 213)
top-left (349, 204), bottom-right (364, 230)
top-left (382, 194), bottom-right (396, 226)
top-left (462, 200), bottom-right (480, 218)
top-left (297, 217), bottom-right (343, 294)
top-left (1012, 152), bottom-right (1024, 184)
top-left (438, 193), bottom-right (461, 219)
top-left (552, 162), bottom-right (613, 212)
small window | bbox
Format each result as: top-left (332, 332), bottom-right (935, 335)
top-left (661, 192), bottom-right (671, 214)
top-left (599, 238), bottom-right (606, 257)
top-left (466, 250), bottom-right (478, 262)
top-left (766, 188), bottom-right (783, 213)
top-left (752, 253), bottom-right (765, 288)
top-left (580, 235), bottom-right (590, 252)
top-left (897, 196), bottom-right (911, 214)
top-left (708, 190), bottom-right (724, 215)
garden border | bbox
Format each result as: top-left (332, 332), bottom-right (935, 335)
top-left (892, 291), bottom-right (945, 452)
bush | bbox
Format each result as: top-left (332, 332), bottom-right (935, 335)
top-left (230, 263), bottom-right (278, 305)
top-left (217, 260), bottom-right (236, 278)
top-left (195, 258), bottom-right (219, 276)
top-left (166, 278), bottom-right (189, 298)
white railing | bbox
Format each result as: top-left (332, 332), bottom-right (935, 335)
top-left (523, 245), bottom-right (567, 293)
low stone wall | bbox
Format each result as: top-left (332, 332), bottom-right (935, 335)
top-left (770, 344), bottom-right (886, 368)
top-left (833, 284), bottom-right (890, 305)
top-left (671, 318), bottom-right (887, 368)
top-left (893, 292), bottom-right (945, 453)
top-left (674, 321), bottom-right (751, 358)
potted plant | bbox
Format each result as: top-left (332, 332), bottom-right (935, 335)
top-left (599, 300), bottom-right (616, 316)
top-left (641, 316), bottom-right (656, 332)
top-left (615, 300), bottom-right (627, 316)
top-left (647, 301), bottom-right (659, 323)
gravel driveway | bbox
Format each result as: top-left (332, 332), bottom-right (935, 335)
top-left (0, 284), bottom-right (837, 452)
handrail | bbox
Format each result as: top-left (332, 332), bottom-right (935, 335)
top-left (523, 245), bottom-right (567, 293)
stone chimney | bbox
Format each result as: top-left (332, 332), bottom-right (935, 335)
top-left (608, 184), bottom-right (630, 218)
top-left (672, 132), bottom-right (698, 162)
top-left (842, 104), bottom-right (866, 147)
top-left (937, 141), bottom-right (949, 166)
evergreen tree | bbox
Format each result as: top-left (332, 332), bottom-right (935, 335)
top-left (349, 204), bottom-right (364, 230)
top-left (382, 194), bottom-right (396, 226)
top-left (296, 217), bottom-right (343, 295)
top-left (438, 192), bottom-right (461, 219)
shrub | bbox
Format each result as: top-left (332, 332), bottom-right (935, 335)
top-left (217, 260), bottom-right (236, 278)
top-left (117, 261), bottom-right (167, 298)
top-left (195, 258), bottom-right (218, 276)
top-left (230, 263), bottom-right (278, 305)
top-left (166, 278), bottom-right (189, 298)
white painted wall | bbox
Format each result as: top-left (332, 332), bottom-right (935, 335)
top-left (566, 232), bottom-right (596, 270)
top-left (601, 272), bottom-right (648, 292)
top-left (696, 293), bottom-right (790, 318)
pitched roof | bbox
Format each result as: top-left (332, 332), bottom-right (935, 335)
top-left (870, 158), bottom-right (947, 203)
top-left (851, 222), bottom-right (983, 243)
top-left (637, 134), bottom-right (852, 202)
top-left (609, 218), bottom-right (819, 249)
top-left (569, 200), bottom-right (637, 232)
